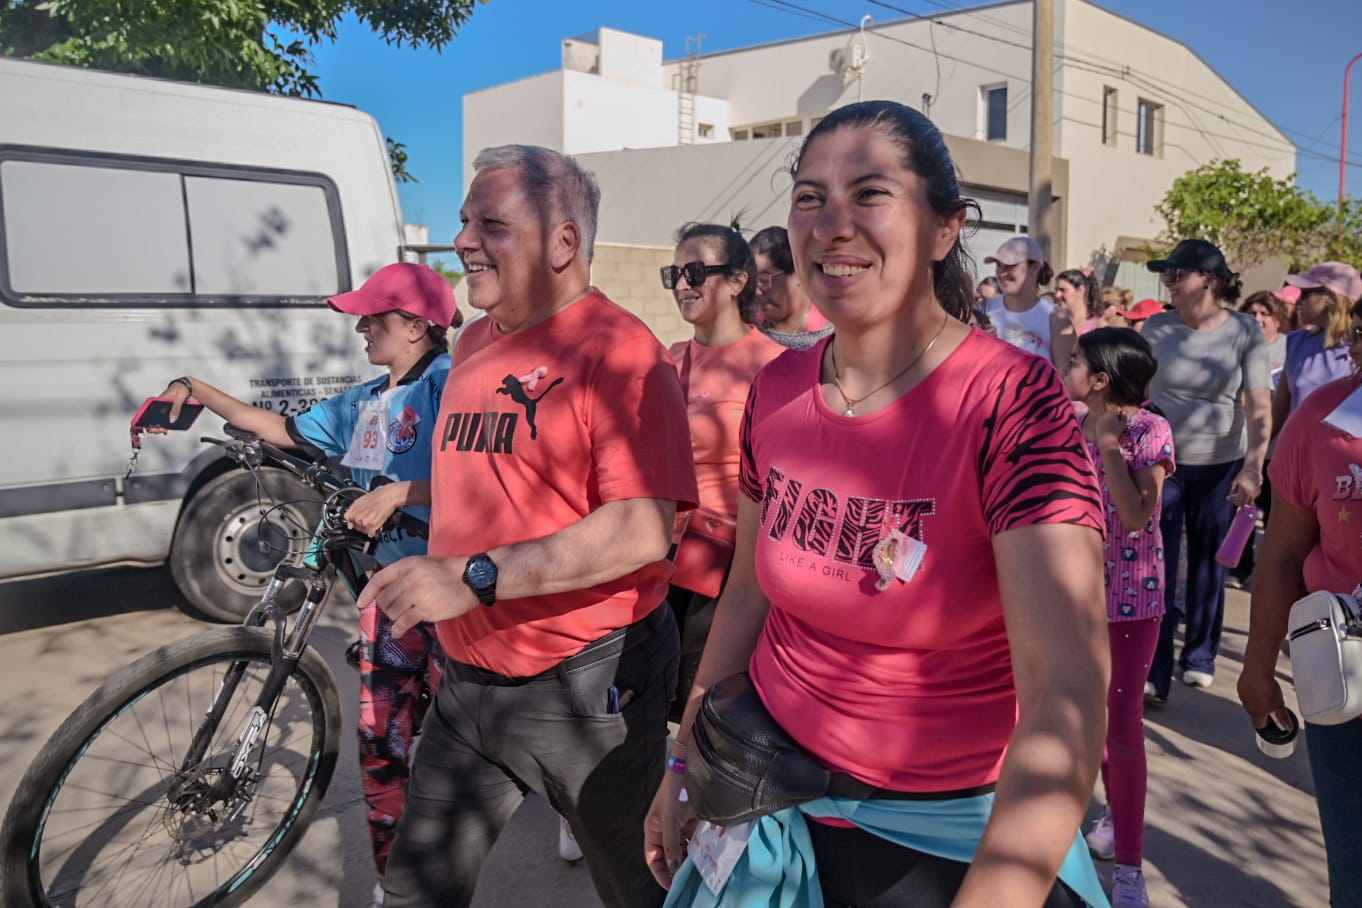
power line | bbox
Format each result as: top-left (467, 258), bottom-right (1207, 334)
top-left (749, 0), bottom-right (1362, 170)
top-left (741, 0), bottom-right (1362, 176)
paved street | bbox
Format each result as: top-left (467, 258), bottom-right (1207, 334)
top-left (0, 567), bottom-right (1329, 907)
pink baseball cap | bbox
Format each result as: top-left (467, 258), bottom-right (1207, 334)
top-left (984, 236), bottom-right (1047, 267)
top-left (328, 263), bottom-right (460, 328)
top-left (1284, 262), bottom-right (1362, 302)
top-left (1120, 298), bottom-right (1165, 321)
top-left (1273, 285), bottom-right (1302, 306)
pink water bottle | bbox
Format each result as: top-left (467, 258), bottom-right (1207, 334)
top-left (1216, 504), bottom-right (1260, 568)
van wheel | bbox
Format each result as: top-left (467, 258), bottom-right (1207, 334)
top-left (170, 468), bottom-right (323, 623)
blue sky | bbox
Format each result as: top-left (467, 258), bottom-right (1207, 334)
top-left (306, 0), bottom-right (1362, 260)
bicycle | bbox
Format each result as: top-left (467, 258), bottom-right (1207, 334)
top-left (0, 426), bottom-right (429, 908)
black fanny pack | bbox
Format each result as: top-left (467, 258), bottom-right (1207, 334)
top-left (688, 672), bottom-right (996, 826)
top-left (687, 672), bottom-right (830, 824)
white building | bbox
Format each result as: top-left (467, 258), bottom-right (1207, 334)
top-left (463, 0), bottom-right (1294, 341)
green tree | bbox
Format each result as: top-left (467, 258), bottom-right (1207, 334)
top-left (1, 0), bottom-right (486, 178)
top-left (427, 258), bottom-right (463, 282)
top-left (1154, 159), bottom-right (1362, 270)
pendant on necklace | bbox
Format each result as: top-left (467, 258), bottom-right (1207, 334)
top-left (843, 407), bottom-right (855, 417)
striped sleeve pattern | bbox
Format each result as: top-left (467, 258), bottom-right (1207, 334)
top-left (978, 357), bottom-right (1105, 537)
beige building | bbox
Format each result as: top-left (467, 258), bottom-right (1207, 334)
top-left (464, 0), bottom-right (1294, 332)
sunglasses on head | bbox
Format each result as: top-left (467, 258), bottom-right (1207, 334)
top-left (661, 261), bottom-right (729, 290)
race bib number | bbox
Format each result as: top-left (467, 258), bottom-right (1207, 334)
top-left (342, 394), bottom-right (393, 470)
top-left (687, 819), bottom-right (754, 896)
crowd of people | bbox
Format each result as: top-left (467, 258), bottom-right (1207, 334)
top-left (155, 98), bottom-right (1361, 908)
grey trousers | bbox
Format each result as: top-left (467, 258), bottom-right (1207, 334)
top-left (381, 605), bottom-right (678, 908)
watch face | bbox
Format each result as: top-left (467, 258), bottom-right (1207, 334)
top-left (466, 556), bottom-right (497, 589)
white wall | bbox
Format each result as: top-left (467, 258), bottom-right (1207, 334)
top-left (463, 71), bottom-right (565, 188)
top-left (563, 71), bottom-right (694, 155)
top-left (662, 5), bottom-right (1036, 149)
top-left (1054, 0), bottom-right (1294, 268)
top-left (597, 28), bottom-right (664, 86)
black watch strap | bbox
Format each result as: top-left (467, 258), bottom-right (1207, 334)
top-left (462, 553), bottom-right (498, 607)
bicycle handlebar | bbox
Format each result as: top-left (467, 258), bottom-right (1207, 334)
top-left (205, 426), bottom-right (429, 540)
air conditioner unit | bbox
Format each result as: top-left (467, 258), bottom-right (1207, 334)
top-left (830, 37), bottom-right (869, 77)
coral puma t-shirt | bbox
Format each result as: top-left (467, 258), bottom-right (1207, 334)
top-left (739, 330), bottom-right (1104, 791)
top-left (429, 290), bottom-right (698, 676)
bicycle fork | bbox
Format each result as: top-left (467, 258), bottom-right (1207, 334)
top-left (174, 566), bottom-right (333, 813)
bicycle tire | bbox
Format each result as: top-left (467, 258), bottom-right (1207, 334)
top-left (1, 627), bottom-right (341, 908)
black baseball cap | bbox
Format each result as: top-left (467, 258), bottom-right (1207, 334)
top-left (1146, 239), bottom-right (1231, 277)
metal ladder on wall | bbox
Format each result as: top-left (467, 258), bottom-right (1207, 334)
top-left (676, 34), bottom-right (704, 145)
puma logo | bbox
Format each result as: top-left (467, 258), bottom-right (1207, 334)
top-left (497, 374), bottom-right (563, 440)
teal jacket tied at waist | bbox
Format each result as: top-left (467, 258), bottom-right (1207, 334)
top-left (662, 793), bottom-right (1111, 908)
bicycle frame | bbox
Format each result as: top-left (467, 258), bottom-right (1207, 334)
top-left (173, 426), bottom-right (424, 811)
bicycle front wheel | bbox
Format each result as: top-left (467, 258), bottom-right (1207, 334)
top-left (1, 627), bottom-right (341, 908)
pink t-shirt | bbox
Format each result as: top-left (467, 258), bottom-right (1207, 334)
top-left (669, 331), bottom-right (785, 518)
top-left (739, 330), bottom-right (1104, 791)
top-left (1270, 374), bottom-right (1362, 595)
top-left (1080, 407), bottom-right (1176, 623)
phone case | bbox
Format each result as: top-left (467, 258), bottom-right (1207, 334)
top-left (132, 397), bottom-right (205, 431)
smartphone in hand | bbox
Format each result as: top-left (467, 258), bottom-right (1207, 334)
top-left (131, 397), bottom-right (205, 431)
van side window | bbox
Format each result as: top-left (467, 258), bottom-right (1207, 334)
top-left (2, 161), bottom-right (192, 295)
top-left (185, 177), bottom-right (339, 297)
top-left (0, 149), bottom-right (348, 306)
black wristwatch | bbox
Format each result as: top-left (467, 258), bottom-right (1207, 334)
top-left (462, 553), bottom-right (498, 607)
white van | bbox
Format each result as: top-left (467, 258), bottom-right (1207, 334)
top-left (0, 59), bottom-right (410, 620)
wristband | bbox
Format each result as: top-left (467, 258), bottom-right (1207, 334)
top-left (172, 376), bottom-right (193, 396)
top-left (665, 755), bottom-right (687, 775)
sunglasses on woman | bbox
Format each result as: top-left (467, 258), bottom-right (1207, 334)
top-left (1159, 268), bottom-right (1201, 287)
top-left (661, 261), bottom-right (729, 290)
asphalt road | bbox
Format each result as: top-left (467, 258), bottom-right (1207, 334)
top-left (0, 568), bottom-right (1329, 907)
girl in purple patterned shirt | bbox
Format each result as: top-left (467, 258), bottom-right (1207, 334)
top-left (1065, 327), bottom-right (1176, 908)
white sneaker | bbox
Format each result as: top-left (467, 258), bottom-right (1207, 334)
top-left (558, 815), bottom-right (583, 863)
top-left (1182, 669), bottom-right (1214, 689)
top-left (1112, 863), bottom-right (1149, 908)
top-left (369, 882), bottom-right (385, 908)
top-left (1085, 805), bottom-right (1115, 861)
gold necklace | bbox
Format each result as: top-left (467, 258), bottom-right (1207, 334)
top-left (829, 313), bottom-right (950, 416)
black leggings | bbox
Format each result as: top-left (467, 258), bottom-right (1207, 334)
top-left (806, 821), bottom-right (1086, 908)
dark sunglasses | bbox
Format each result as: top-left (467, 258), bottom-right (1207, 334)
top-left (1349, 326), bottom-right (1362, 343)
top-left (661, 261), bottom-right (729, 290)
top-left (1159, 268), bottom-right (1195, 286)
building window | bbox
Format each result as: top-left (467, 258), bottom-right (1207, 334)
top-left (1102, 87), bottom-right (1118, 146)
top-left (732, 128), bottom-right (749, 141)
top-left (1136, 99), bottom-right (1163, 156)
top-left (698, 123), bottom-right (714, 139)
top-left (784, 120), bottom-right (803, 137)
top-left (982, 84), bottom-right (1007, 142)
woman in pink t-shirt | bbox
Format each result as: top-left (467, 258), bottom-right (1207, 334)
top-left (1065, 328), bottom-right (1175, 907)
top-left (663, 221), bottom-right (784, 719)
top-left (1239, 300), bottom-right (1362, 908)
top-left (645, 101), bottom-right (1110, 908)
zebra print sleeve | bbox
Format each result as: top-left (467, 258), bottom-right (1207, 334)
top-left (738, 380), bottom-right (762, 504)
top-left (978, 357), bottom-right (1104, 538)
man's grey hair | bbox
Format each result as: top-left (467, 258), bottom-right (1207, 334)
top-left (472, 145), bottom-right (602, 264)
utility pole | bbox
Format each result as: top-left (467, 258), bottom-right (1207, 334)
top-left (1028, 0), bottom-right (1056, 261)
top-left (1341, 51), bottom-right (1361, 238)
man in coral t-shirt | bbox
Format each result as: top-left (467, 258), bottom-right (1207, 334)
top-left (360, 145), bottom-right (697, 908)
